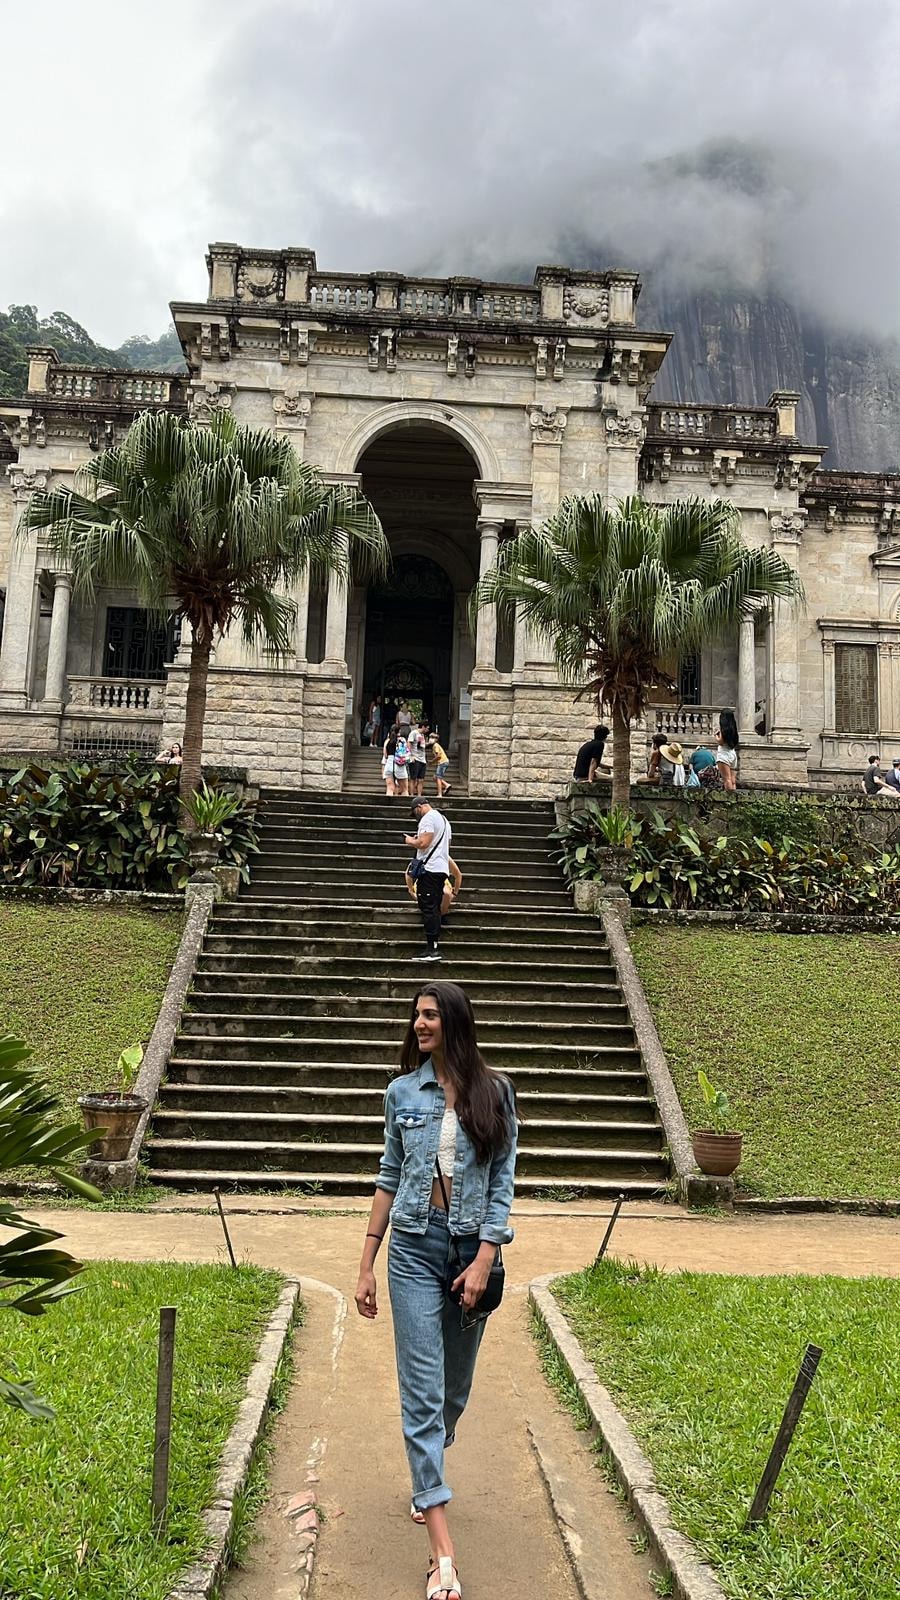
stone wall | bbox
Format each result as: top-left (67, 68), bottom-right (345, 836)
top-left (162, 663), bottom-right (347, 790)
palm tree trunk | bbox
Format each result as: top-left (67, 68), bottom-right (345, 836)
top-left (180, 635), bottom-right (211, 815)
top-left (611, 699), bottom-right (632, 809)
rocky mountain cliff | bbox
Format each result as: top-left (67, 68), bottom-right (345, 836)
top-left (641, 287), bottom-right (900, 472)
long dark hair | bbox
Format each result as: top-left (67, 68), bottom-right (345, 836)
top-left (385, 729), bottom-right (398, 754)
top-left (399, 982), bottom-right (516, 1164)
top-left (719, 709), bottom-right (739, 750)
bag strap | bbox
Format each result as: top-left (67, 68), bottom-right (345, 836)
top-left (434, 1156), bottom-right (452, 1211)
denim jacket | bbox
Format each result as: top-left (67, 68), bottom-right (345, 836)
top-left (376, 1059), bottom-right (517, 1244)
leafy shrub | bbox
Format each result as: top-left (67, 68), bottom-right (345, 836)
top-left (0, 761), bottom-right (258, 892)
top-left (556, 805), bottom-right (900, 914)
top-left (551, 800), bottom-right (642, 880)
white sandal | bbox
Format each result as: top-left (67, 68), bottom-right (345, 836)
top-left (426, 1555), bottom-right (461, 1599)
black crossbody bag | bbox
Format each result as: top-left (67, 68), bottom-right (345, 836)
top-left (434, 1159), bottom-right (505, 1320)
top-left (408, 816), bottom-right (447, 883)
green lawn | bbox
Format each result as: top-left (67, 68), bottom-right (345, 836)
top-left (0, 1260), bottom-right (286, 1599)
top-left (0, 901), bottom-right (182, 1117)
top-left (629, 926), bottom-right (900, 1199)
top-left (551, 1261), bottom-right (900, 1600)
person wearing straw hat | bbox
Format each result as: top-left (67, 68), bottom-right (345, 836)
top-left (659, 740), bottom-right (687, 787)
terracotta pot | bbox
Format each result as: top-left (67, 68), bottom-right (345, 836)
top-left (692, 1130), bottom-right (743, 1178)
top-left (78, 1092), bottom-right (148, 1163)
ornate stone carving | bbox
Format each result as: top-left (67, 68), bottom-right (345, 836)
top-left (191, 380), bottom-right (235, 420)
top-left (529, 405), bottom-right (568, 445)
top-left (553, 339), bottom-right (566, 381)
top-left (237, 260), bottom-right (285, 303)
top-left (447, 333), bottom-right (459, 376)
top-left (88, 419), bottom-right (115, 452)
top-left (384, 330), bottom-right (397, 372)
top-left (7, 465), bottom-right (50, 500)
top-left (297, 328), bottom-right (310, 366)
top-left (769, 510), bottom-right (807, 543)
top-left (272, 387), bottom-right (313, 430)
top-left (200, 321), bottom-right (228, 361)
top-left (563, 286), bottom-right (610, 326)
top-left (32, 413), bottom-right (47, 449)
top-left (464, 343), bottom-right (476, 378)
top-left (534, 337), bottom-right (549, 380)
top-left (368, 330), bottom-right (380, 371)
top-left (604, 411), bottom-right (644, 447)
top-left (709, 452), bottom-right (738, 487)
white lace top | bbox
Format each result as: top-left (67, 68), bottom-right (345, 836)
top-left (437, 1107), bottom-right (458, 1179)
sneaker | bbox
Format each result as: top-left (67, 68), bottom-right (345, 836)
top-left (423, 947), bottom-right (442, 961)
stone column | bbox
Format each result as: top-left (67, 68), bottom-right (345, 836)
top-left (293, 568), bottom-right (310, 664)
top-left (42, 572), bottom-right (73, 711)
top-left (0, 466), bottom-right (50, 709)
top-left (474, 520), bottom-right (501, 671)
top-left (737, 613), bottom-right (757, 736)
top-left (604, 408), bottom-right (646, 501)
top-left (527, 408), bottom-right (568, 669)
top-left (323, 534), bottom-right (349, 666)
top-left (767, 510), bottom-right (806, 742)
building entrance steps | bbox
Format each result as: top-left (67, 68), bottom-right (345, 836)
top-left (144, 791), bottom-right (670, 1195)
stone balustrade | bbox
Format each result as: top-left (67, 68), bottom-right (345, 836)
top-left (648, 703), bottom-right (717, 740)
top-left (647, 404), bottom-right (776, 442)
top-left (67, 676), bottom-right (166, 712)
top-left (43, 369), bottom-right (187, 405)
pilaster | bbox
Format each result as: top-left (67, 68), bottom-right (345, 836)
top-left (0, 466), bottom-right (51, 710)
top-left (767, 509), bottom-right (806, 743)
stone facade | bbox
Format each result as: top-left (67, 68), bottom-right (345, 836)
top-left (0, 246), bottom-right (898, 795)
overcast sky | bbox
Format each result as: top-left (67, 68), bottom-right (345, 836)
top-left (2, 0), bottom-right (899, 345)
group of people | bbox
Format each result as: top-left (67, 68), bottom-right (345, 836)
top-left (367, 696), bottom-right (451, 800)
top-left (573, 710), bottom-right (741, 793)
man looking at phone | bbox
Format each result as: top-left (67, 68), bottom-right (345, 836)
top-left (404, 798), bottom-right (452, 961)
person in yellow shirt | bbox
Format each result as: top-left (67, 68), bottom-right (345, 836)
top-left (405, 856), bottom-right (462, 919)
top-left (430, 735), bottom-right (450, 797)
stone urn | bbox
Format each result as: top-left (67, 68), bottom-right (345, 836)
top-left (691, 1130), bottom-right (743, 1178)
top-left (188, 830), bottom-right (221, 873)
top-left (595, 844), bottom-right (630, 887)
top-left (78, 1092), bottom-right (148, 1163)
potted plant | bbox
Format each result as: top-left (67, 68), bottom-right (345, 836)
top-left (592, 806), bottom-right (638, 884)
top-left (181, 782), bottom-right (243, 871)
top-left (691, 1069), bottom-right (743, 1177)
top-left (78, 1043), bottom-right (146, 1163)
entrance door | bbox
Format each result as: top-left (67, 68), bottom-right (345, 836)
top-left (362, 555), bottom-right (454, 744)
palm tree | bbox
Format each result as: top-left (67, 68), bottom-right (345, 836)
top-left (474, 495), bottom-right (802, 806)
top-left (23, 410), bottom-right (386, 801)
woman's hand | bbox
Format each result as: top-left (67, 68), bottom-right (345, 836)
top-left (451, 1248), bottom-right (496, 1311)
top-left (355, 1270), bottom-right (378, 1319)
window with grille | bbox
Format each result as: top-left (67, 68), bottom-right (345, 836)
top-left (834, 643), bottom-right (878, 734)
top-left (103, 607), bottom-right (176, 679)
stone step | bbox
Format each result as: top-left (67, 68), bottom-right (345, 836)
top-left (177, 1012), bottom-right (635, 1047)
top-left (260, 790), bottom-right (552, 812)
top-left (188, 971), bottom-right (624, 1003)
top-left (257, 821), bottom-right (555, 845)
top-left (158, 1083), bottom-right (651, 1120)
top-left (200, 933), bottom-right (613, 965)
top-left (184, 992), bottom-right (629, 1024)
top-left (242, 882), bottom-right (572, 907)
top-left (194, 953), bottom-right (613, 982)
top-left (166, 1060), bottom-right (651, 1097)
top-left (169, 1035), bottom-right (642, 1070)
top-left (247, 861), bottom-right (562, 890)
top-left (147, 1136), bottom-right (667, 1182)
top-left (152, 1108), bottom-right (663, 1153)
top-left (148, 1168), bottom-right (667, 1198)
top-left (252, 844), bottom-right (559, 871)
top-left (211, 906), bottom-right (595, 938)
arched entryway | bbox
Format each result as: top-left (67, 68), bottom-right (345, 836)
top-left (349, 425), bottom-right (480, 751)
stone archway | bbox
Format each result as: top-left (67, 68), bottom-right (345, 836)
top-left (337, 400), bottom-right (501, 483)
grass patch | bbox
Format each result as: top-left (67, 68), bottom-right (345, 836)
top-left (629, 926), bottom-right (900, 1198)
top-left (553, 1260), bottom-right (900, 1600)
top-left (0, 1259), bottom-right (286, 1599)
top-left (0, 901), bottom-right (182, 1117)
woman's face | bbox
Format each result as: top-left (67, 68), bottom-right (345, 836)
top-left (414, 994), bottom-right (444, 1057)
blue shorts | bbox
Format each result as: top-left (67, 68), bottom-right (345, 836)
top-left (436, 763), bottom-right (449, 779)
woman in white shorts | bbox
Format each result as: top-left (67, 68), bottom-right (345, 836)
top-left (715, 710), bottom-right (739, 792)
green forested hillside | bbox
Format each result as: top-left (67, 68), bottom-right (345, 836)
top-left (0, 305), bottom-right (185, 396)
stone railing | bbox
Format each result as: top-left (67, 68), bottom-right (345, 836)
top-left (67, 676), bottom-right (166, 713)
top-left (647, 404), bottom-right (776, 442)
top-left (309, 276), bottom-right (375, 312)
top-left (44, 368), bottom-right (188, 406)
top-left (648, 703), bottom-right (717, 740)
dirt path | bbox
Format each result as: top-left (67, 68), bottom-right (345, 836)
top-left (37, 1200), bottom-right (900, 1598)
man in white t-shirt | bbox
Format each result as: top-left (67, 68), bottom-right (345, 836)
top-left (404, 799), bottom-right (452, 960)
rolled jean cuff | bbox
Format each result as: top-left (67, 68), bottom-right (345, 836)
top-left (415, 1485), bottom-right (453, 1510)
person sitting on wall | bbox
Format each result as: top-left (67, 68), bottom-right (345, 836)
top-left (881, 757), bottom-right (900, 792)
top-left (862, 754), bottom-right (900, 799)
top-left (643, 733), bottom-right (667, 783)
top-left (572, 725), bottom-right (611, 784)
top-left (157, 742), bottom-right (182, 765)
top-left (689, 743), bottom-right (721, 789)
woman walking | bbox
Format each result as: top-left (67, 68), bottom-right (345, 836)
top-left (382, 728), bottom-right (410, 796)
top-left (355, 982), bottom-right (518, 1600)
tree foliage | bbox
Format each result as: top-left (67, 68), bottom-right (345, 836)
top-left (0, 304), bottom-right (185, 397)
top-left (475, 494), bottom-right (802, 804)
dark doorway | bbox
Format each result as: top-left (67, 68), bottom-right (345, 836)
top-left (364, 556), bottom-right (453, 737)
top-left (103, 605), bottom-right (175, 679)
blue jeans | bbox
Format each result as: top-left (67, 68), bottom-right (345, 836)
top-left (388, 1207), bottom-right (486, 1509)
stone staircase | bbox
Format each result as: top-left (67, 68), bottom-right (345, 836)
top-left (144, 792), bottom-right (670, 1197)
top-left (343, 744), bottom-right (466, 795)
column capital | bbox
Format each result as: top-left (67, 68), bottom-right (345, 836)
top-left (769, 508), bottom-right (807, 544)
top-left (6, 464), bottom-right (51, 502)
top-left (272, 386), bottom-right (314, 431)
top-left (604, 407), bottom-right (646, 449)
top-left (528, 404), bottom-right (568, 446)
